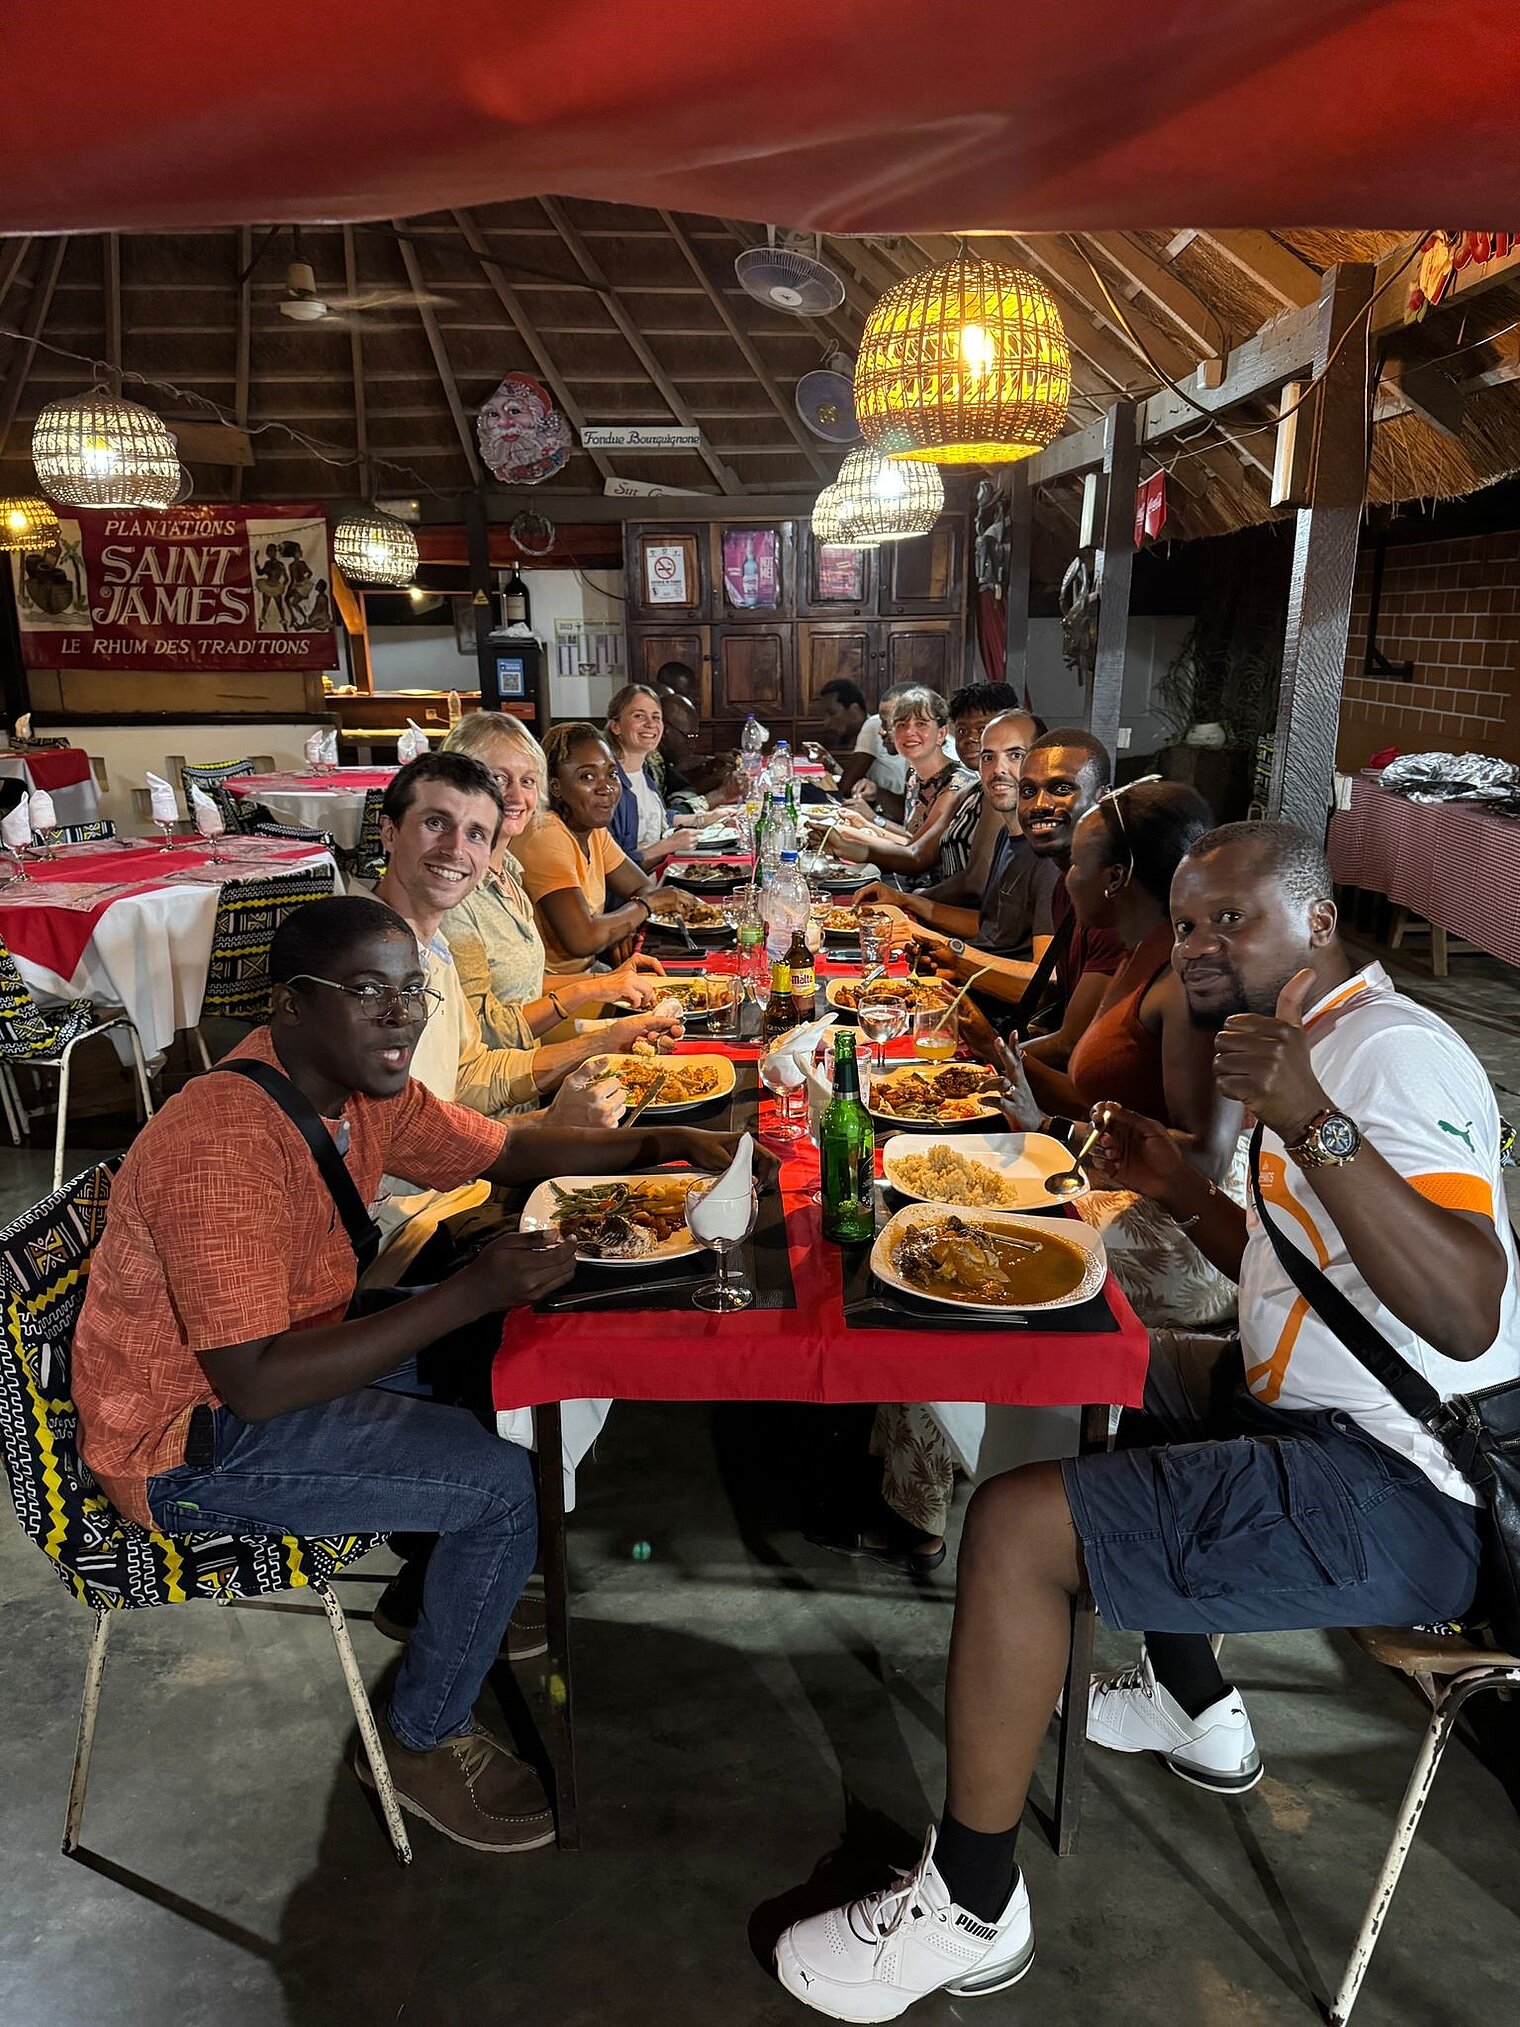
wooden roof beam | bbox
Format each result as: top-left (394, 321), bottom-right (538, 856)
top-left (453, 206), bottom-right (617, 485)
top-left (392, 217), bottom-right (482, 485)
top-left (233, 225), bottom-right (252, 501)
top-left (1370, 235), bottom-right (1520, 340)
top-left (538, 195), bottom-right (742, 495)
top-left (0, 238), bottom-right (64, 458)
top-left (1087, 232), bottom-right (1225, 357)
top-left (1197, 232), bottom-right (1322, 310)
top-left (0, 237), bottom-right (32, 318)
top-left (659, 210), bottom-right (830, 481)
top-left (342, 226), bottom-right (369, 495)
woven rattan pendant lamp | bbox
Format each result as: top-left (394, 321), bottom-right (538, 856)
top-left (831, 447), bottom-right (944, 542)
top-left (31, 389), bottom-right (181, 508)
top-left (332, 504), bottom-right (419, 587)
top-left (853, 252), bottom-right (1071, 464)
top-left (810, 481), bottom-right (868, 547)
top-left (0, 497), bottom-right (62, 553)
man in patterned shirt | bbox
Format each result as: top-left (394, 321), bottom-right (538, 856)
top-left (72, 893), bottom-right (749, 1855)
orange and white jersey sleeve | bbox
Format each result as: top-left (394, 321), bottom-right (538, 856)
top-left (1238, 962), bottom-right (1520, 1502)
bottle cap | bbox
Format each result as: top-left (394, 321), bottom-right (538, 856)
top-left (780, 850), bottom-right (798, 863)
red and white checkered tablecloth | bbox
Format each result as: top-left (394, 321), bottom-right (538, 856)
top-left (1328, 775), bottom-right (1520, 967)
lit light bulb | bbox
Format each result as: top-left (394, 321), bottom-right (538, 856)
top-left (875, 463), bottom-right (906, 501)
top-left (959, 323), bottom-right (996, 378)
top-left (408, 587), bottom-right (428, 606)
top-left (5, 509), bottom-right (25, 534)
top-left (81, 436), bottom-right (118, 476)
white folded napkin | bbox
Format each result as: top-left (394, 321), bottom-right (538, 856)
top-left (396, 720), bottom-right (430, 764)
top-left (145, 772), bottom-right (180, 825)
top-left (303, 729), bottom-right (325, 768)
top-left (685, 1131), bottom-right (754, 1243)
top-left (26, 790), bottom-right (56, 834)
top-left (760, 1011), bottom-right (837, 1084)
top-left (1, 802), bottom-right (32, 849)
top-left (14, 713), bottom-right (31, 742)
top-left (321, 726), bottom-right (339, 766)
top-left (190, 783), bottom-right (226, 838)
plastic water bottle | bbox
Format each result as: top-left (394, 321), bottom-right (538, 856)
top-left (771, 739), bottom-right (794, 793)
top-left (763, 850), bottom-right (810, 961)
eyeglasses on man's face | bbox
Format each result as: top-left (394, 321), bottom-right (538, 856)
top-left (287, 974), bottom-right (443, 1021)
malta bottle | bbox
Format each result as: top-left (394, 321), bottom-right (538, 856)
top-left (785, 927), bottom-right (815, 1016)
top-left (820, 1030), bottom-right (875, 1243)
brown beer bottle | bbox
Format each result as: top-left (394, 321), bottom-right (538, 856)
top-left (761, 957), bottom-right (796, 1043)
top-left (785, 928), bottom-right (816, 1017)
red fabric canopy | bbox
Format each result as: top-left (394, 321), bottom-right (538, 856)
top-left (2, 2), bottom-right (1517, 235)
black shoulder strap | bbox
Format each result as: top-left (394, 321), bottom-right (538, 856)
top-left (215, 1059), bottom-right (381, 1273)
top-left (1011, 908), bottom-right (1076, 1039)
top-left (1247, 1123), bottom-right (1442, 1428)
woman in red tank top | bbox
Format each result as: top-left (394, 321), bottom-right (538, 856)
top-left (986, 780), bottom-right (1247, 1326)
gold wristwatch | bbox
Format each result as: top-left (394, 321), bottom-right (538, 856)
top-left (1285, 1109), bottom-right (1362, 1167)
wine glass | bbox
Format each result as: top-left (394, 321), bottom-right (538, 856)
top-left (685, 1179), bottom-right (759, 1311)
top-left (758, 1050), bottom-right (806, 1141)
top-left (857, 999), bottom-right (908, 1083)
top-left (913, 1007), bottom-right (959, 1063)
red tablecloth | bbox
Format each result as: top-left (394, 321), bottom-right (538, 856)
top-left (10, 748), bottom-right (93, 792)
top-left (1329, 775), bottom-right (1520, 967)
top-left (491, 1037), bottom-right (1149, 1418)
top-left (225, 768), bottom-right (397, 796)
top-left (0, 840), bottom-right (324, 977)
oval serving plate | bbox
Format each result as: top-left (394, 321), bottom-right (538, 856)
top-left (865, 1063), bottom-right (1004, 1130)
top-left (590, 1051), bottom-right (737, 1114)
top-left (824, 974), bottom-right (955, 1020)
top-left (880, 1131), bottom-right (1090, 1211)
top-left (870, 1200), bottom-right (1107, 1312)
top-left (520, 1172), bottom-right (711, 1269)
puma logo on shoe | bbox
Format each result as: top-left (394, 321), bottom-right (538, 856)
top-left (954, 1911), bottom-right (1001, 1941)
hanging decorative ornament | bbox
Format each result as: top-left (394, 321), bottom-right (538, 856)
top-left (509, 509), bottom-right (557, 557)
top-left (853, 254), bottom-right (1070, 464)
top-left (831, 447), bottom-right (944, 542)
top-left (31, 388), bottom-right (181, 508)
top-left (476, 372), bottom-right (573, 485)
top-left (331, 504), bottom-right (419, 588)
top-left (0, 497), bottom-right (62, 553)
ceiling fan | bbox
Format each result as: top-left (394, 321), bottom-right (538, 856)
top-left (242, 227), bottom-right (452, 323)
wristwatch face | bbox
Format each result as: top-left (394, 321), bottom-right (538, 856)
top-left (947, 938), bottom-right (966, 957)
top-left (1316, 1112), bottom-right (1360, 1160)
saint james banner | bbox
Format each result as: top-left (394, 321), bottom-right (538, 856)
top-left (11, 503), bottom-right (340, 671)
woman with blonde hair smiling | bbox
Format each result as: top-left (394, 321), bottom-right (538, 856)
top-left (439, 711), bottom-right (667, 1047)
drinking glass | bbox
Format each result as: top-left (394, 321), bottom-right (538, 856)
top-left (685, 1180), bottom-right (759, 1312)
top-left (705, 969), bottom-right (740, 1041)
top-left (857, 1000), bottom-right (908, 1082)
top-left (758, 1051), bottom-right (806, 1141)
top-left (858, 915), bottom-right (890, 971)
top-left (913, 1007), bottom-right (959, 1063)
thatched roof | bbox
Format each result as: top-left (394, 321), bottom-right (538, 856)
top-left (2, 211), bottom-right (1518, 547)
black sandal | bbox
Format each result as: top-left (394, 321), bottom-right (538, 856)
top-left (806, 1529), bottom-right (947, 1576)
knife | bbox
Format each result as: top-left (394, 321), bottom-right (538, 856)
top-left (619, 1067), bottom-right (668, 1128)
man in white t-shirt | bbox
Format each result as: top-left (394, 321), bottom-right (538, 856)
top-left (775, 820), bottom-right (1518, 2021)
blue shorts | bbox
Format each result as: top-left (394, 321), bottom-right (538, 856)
top-left (1061, 1334), bottom-right (1483, 1637)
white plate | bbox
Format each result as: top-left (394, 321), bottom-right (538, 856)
top-left (824, 975), bottom-right (955, 1019)
top-left (588, 1051), bottom-right (737, 1113)
top-left (870, 1201), bottom-right (1107, 1312)
top-left (520, 1172), bottom-right (711, 1268)
top-left (692, 824), bottom-right (742, 849)
top-left (881, 1131), bottom-right (1090, 1210)
top-left (866, 1063), bottom-right (1003, 1129)
top-left (807, 859), bottom-right (880, 889)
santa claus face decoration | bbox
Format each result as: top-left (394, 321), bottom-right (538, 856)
top-left (476, 372), bottom-right (573, 484)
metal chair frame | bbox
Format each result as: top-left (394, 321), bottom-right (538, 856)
top-left (0, 1012), bottom-right (156, 1189)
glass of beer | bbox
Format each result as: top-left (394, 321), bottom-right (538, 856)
top-left (912, 1008), bottom-right (958, 1063)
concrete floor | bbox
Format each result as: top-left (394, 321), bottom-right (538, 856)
top-left (2, 943), bottom-right (1518, 2027)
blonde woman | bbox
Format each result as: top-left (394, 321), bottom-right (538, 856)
top-left (439, 712), bottom-right (668, 1045)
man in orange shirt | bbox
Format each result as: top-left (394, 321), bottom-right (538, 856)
top-left (72, 893), bottom-right (748, 1855)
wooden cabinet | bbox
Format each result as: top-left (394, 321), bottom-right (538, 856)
top-left (624, 512), bottom-right (966, 748)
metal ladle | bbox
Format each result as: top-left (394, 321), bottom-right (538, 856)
top-left (1043, 1114), bottom-right (1109, 1198)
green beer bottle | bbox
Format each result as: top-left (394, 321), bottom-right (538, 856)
top-left (820, 1029), bottom-right (875, 1243)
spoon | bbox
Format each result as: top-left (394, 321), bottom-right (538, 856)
top-left (1043, 1113), bottom-right (1108, 1198)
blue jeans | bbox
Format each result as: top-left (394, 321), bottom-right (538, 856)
top-left (146, 1358), bottom-right (536, 1752)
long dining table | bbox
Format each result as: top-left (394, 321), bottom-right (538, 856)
top-left (491, 924), bottom-right (1149, 1853)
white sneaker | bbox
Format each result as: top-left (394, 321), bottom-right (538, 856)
top-left (774, 1827), bottom-right (1033, 2022)
top-left (1086, 1651), bottom-right (1263, 1792)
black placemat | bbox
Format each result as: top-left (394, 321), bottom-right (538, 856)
top-left (836, 1211), bottom-right (1119, 1336)
top-left (532, 1062), bottom-right (797, 1315)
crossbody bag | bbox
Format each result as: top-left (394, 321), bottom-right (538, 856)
top-left (1248, 1122), bottom-right (1520, 1648)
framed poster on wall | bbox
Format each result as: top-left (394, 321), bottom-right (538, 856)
top-left (722, 528), bottom-right (779, 609)
top-left (814, 543), bottom-right (866, 603)
top-left (641, 534), bottom-right (699, 607)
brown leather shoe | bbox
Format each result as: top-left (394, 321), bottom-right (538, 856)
top-left (354, 1715), bottom-right (555, 1853)
top-left (373, 1582), bottom-right (549, 1663)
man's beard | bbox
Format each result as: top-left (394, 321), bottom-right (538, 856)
top-left (1184, 964), bottom-right (1284, 1030)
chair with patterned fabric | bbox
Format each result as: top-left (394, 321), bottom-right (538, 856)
top-left (35, 820), bottom-right (116, 847)
top-left (178, 759), bottom-right (259, 834)
top-left (249, 819), bottom-right (338, 850)
top-left (0, 928), bottom-right (155, 1189)
top-left (0, 1163), bottom-right (411, 1865)
top-left (189, 864), bottom-right (338, 1067)
top-left (338, 787), bottom-right (387, 883)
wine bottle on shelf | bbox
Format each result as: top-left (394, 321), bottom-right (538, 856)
top-left (820, 1030), bottom-right (875, 1244)
top-left (503, 568), bottom-right (531, 629)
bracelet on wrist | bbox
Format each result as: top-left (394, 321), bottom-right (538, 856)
top-left (1174, 1179), bottom-right (1220, 1231)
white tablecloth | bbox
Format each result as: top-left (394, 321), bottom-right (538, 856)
top-left (0, 754), bottom-right (102, 829)
top-left (8, 848), bottom-right (336, 1058)
top-left (225, 770), bottom-right (395, 850)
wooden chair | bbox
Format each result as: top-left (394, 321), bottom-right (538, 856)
top-left (1329, 1625), bottom-right (1520, 2021)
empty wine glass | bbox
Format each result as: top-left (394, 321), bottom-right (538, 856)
top-left (758, 1049), bottom-right (806, 1141)
top-left (685, 1178), bottom-right (758, 1311)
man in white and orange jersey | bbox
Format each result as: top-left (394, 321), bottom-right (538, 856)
top-left (774, 821), bottom-right (1518, 2024)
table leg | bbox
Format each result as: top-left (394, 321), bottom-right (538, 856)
top-left (533, 1399), bottom-right (579, 1850)
top-left (1053, 1401), bottom-right (1112, 1857)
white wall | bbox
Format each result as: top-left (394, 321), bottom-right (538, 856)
top-left (63, 721), bottom-right (323, 831)
top-left (368, 624), bottom-right (466, 693)
top-left (1024, 615), bottom-right (1190, 757)
top-left (524, 568), bottom-right (626, 719)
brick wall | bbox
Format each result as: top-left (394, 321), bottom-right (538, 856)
top-left (1338, 529), bottom-right (1520, 767)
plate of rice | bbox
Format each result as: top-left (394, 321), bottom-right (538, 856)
top-left (880, 1131), bottom-right (1090, 1211)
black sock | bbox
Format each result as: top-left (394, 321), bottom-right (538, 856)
top-left (933, 1811), bottom-right (1019, 1922)
top-left (1146, 1632), bottom-right (1228, 1720)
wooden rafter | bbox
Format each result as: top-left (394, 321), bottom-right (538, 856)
top-left (233, 225), bottom-right (252, 502)
top-left (342, 226), bottom-right (369, 494)
top-left (539, 194), bottom-right (741, 495)
top-left (103, 233), bottom-right (122, 394)
top-left (1198, 231), bottom-right (1321, 310)
top-left (453, 207), bottom-right (617, 485)
top-left (1087, 232), bottom-right (1225, 357)
top-left (0, 239), bottom-right (64, 457)
top-left (659, 210), bottom-right (830, 482)
top-left (391, 217), bottom-right (482, 485)
top-left (0, 237), bottom-right (32, 318)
